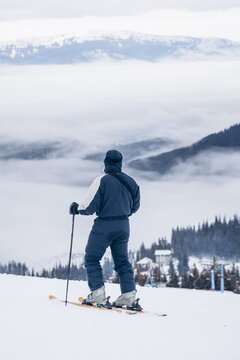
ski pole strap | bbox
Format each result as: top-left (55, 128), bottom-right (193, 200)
top-left (108, 172), bottom-right (135, 202)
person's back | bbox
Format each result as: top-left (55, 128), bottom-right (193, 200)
top-left (78, 171), bottom-right (140, 218)
top-left (69, 150), bottom-right (141, 309)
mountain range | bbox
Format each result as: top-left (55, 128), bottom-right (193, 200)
top-left (0, 137), bottom-right (175, 161)
top-left (1, 32), bottom-right (240, 64)
top-left (85, 138), bottom-right (175, 162)
top-left (1, 124), bottom-right (240, 178)
top-left (129, 123), bottom-right (240, 175)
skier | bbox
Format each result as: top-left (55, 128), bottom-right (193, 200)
top-left (69, 150), bottom-right (140, 309)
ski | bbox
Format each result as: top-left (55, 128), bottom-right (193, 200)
top-left (78, 296), bottom-right (143, 315)
top-left (49, 295), bottom-right (138, 315)
top-left (78, 297), bottom-right (167, 317)
top-left (49, 295), bottom-right (167, 317)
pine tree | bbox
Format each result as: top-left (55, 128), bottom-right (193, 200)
top-left (134, 268), bottom-right (148, 287)
top-left (167, 260), bottom-right (179, 288)
top-left (153, 266), bottom-right (161, 283)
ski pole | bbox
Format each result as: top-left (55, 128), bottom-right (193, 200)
top-left (65, 214), bottom-right (75, 306)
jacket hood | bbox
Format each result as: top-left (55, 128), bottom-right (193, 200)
top-left (104, 150), bottom-right (122, 174)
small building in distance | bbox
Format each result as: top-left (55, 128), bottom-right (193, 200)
top-left (136, 257), bottom-right (159, 272)
top-left (136, 257), bottom-right (154, 272)
top-left (155, 250), bottom-right (172, 267)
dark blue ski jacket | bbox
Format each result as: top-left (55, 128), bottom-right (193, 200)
top-left (78, 171), bottom-right (140, 218)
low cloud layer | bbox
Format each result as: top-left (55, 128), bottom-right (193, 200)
top-left (1, 175), bottom-right (240, 267)
top-left (167, 150), bottom-right (240, 179)
top-left (0, 61), bottom-right (240, 144)
top-left (0, 60), bottom-right (240, 265)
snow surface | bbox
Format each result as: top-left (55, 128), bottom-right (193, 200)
top-left (1, 274), bottom-right (239, 360)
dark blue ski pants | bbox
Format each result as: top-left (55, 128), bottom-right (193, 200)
top-left (84, 217), bottom-right (136, 294)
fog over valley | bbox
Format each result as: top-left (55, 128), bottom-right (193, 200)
top-left (0, 60), bottom-right (240, 265)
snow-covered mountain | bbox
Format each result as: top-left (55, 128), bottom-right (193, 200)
top-left (1, 32), bottom-right (240, 64)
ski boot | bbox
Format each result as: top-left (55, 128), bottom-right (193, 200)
top-left (112, 290), bottom-right (143, 311)
top-left (82, 286), bottom-right (110, 307)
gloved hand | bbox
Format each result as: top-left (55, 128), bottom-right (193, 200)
top-left (69, 202), bottom-right (79, 215)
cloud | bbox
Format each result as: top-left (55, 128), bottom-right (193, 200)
top-left (0, 61), bottom-right (240, 143)
top-left (0, 59), bottom-right (240, 264)
top-left (162, 149), bottom-right (240, 180)
top-left (1, 173), bottom-right (240, 266)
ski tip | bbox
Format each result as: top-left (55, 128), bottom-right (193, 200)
top-left (78, 297), bottom-right (84, 302)
top-left (49, 295), bottom-right (56, 300)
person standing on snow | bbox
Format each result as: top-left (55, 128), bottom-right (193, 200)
top-left (69, 150), bottom-right (140, 308)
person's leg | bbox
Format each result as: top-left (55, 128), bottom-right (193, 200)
top-left (85, 221), bottom-right (110, 292)
top-left (110, 222), bottom-right (135, 294)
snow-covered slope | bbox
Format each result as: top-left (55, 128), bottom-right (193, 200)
top-left (32, 252), bottom-right (85, 272)
top-left (1, 274), bottom-right (239, 360)
top-left (0, 32), bottom-right (240, 64)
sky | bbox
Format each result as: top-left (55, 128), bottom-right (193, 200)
top-left (0, 0), bottom-right (240, 20)
top-left (0, 2), bottom-right (240, 266)
top-left (0, 2), bottom-right (240, 42)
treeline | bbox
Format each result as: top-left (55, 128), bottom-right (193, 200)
top-left (166, 262), bottom-right (240, 293)
top-left (41, 259), bottom-right (114, 281)
top-left (197, 123), bottom-right (240, 149)
top-left (39, 264), bottom-right (87, 280)
top-left (0, 261), bottom-right (87, 280)
top-left (0, 261), bottom-right (29, 276)
top-left (134, 260), bottom-right (240, 293)
top-left (0, 260), bottom-right (113, 282)
top-left (172, 215), bottom-right (240, 260)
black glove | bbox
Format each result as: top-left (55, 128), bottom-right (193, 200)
top-left (69, 202), bottom-right (79, 215)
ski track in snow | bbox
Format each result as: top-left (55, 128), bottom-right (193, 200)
top-left (0, 274), bottom-right (239, 360)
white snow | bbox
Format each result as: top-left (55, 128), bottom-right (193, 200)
top-left (0, 32), bottom-right (200, 48)
top-left (0, 274), bottom-right (239, 360)
top-left (0, 31), bottom-right (239, 56)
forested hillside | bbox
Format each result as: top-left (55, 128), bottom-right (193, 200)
top-left (130, 123), bottom-right (240, 174)
top-left (172, 215), bottom-right (240, 260)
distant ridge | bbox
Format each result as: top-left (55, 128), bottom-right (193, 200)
top-left (129, 123), bottom-right (240, 174)
top-left (0, 32), bottom-right (240, 64)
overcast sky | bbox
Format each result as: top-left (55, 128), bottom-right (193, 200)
top-left (0, 0), bottom-right (240, 20)
top-left (0, 2), bottom-right (240, 42)
top-left (1, 1), bottom-right (240, 266)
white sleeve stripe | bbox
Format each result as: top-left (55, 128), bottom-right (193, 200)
top-left (79, 175), bottom-right (105, 210)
